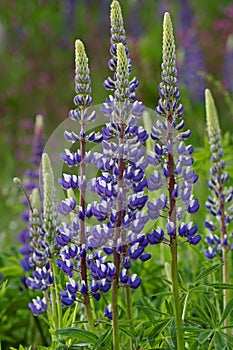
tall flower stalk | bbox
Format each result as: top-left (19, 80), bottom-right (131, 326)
top-left (148, 12), bottom-right (200, 349)
top-left (57, 39), bottom-right (97, 333)
top-left (15, 153), bottom-right (62, 347)
top-left (204, 88), bottom-right (233, 330)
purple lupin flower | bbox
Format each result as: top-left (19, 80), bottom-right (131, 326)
top-left (56, 39), bottom-right (99, 332)
top-left (147, 12), bottom-right (200, 247)
top-left (146, 13), bottom-right (200, 348)
top-left (19, 115), bottom-right (45, 271)
top-left (24, 153), bottom-right (60, 316)
top-left (89, 2), bottom-right (151, 335)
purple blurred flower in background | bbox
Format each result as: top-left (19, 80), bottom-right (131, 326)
top-left (19, 115), bottom-right (45, 271)
top-left (223, 34), bottom-right (233, 92)
top-left (178, 0), bottom-right (206, 104)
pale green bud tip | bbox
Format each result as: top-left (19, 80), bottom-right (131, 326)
top-left (42, 153), bottom-right (54, 183)
top-left (111, 0), bottom-right (122, 21)
top-left (75, 39), bottom-right (88, 64)
top-left (13, 177), bottom-right (21, 186)
top-left (163, 12), bottom-right (175, 52)
top-left (42, 152), bottom-right (51, 171)
top-left (31, 188), bottom-right (41, 211)
top-left (35, 114), bottom-right (44, 129)
top-left (205, 88), bottom-right (221, 137)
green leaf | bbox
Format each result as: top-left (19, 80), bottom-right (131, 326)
top-left (148, 319), bottom-right (172, 345)
top-left (214, 332), bottom-right (227, 350)
top-left (92, 327), bottom-right (112, 350)
top-left (195, 304), bottom-right (214, 327)
top-left (221, 331), bottom-right (233, 345)
top-left (219, 298), bottom-right (233, 326)
top-left (62, 307), bottom-right (72, 327)
top-left (209, 283), bottom-right (233, 290)
top-left (198, 330), bottom-right (213, 344)
top-left (56, 328), bottom-right (98, 344)
top-left (119, 326), bottom-right (135, 339)
top-left (0, 280), bottom-right (8, 298)
top-left (194, 263), bottom-right (222, 284)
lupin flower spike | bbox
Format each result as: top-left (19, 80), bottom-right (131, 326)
top-left (42, 153), bottom-right (59, 240)
top-left (57, 39), bottom-right (97, 333)
top-left (204, 89), bottom-right (233, 259)
top-left (18, 115), bottom-right (45, 271)
top-left (148, 12), bottom-right (200, 246)
top-left (147, 12), bottom-right (201, 350)
top-left (204, 88), bottom-right (233, 328)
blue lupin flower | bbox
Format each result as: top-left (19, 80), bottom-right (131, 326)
top-left (204, 89), bottom-right (233, 259)
top-left (147, 12), bottom-right (200, 247)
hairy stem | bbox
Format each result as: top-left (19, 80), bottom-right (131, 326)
top-left (218, 179), bottom-right (230, 332)
top-left (167, 115), bottom-right (184, 350)
top-left (79, 114), bottom-right (95, 333)
top-left (52, 260), bottom-right (63, 329)
top-left (112, 121), bottom-right (126, 350)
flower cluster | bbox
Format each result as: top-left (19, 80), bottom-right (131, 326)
top-left (147, 12), bottom-right (201, 246)
top-left (204, 89), bottom-right (233, 259)
top-left (19, 115), bottom-right (45, 271)
top-left (26, 153), bottom-right (60, 315)
top-left (56, 1), bottom-right (150, 317)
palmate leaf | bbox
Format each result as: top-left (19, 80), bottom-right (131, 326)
top-left (198, 330), bottom-right (213, 344)
top-left (194, 263), bottom-right (223, 284)
top-left (214, 331), bottom-right (227, 350)
top-left (92, 327), bottom-right (112, 350)
top-left (148, 318), bottom-right (172, 346)
top-left (55, 328), bottom-right (98, 344)
top-left (210, 283), bottom-right (233, 290)
top-left (219, 298), bottom-right (233, 326)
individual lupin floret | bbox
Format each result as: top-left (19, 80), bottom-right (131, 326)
top-left (204, 89), bottom-right (233, 259)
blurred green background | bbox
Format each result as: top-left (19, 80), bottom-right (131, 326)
top-left (1, 0), bottom-right (233, 263)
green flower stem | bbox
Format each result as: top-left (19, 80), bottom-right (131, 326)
top-left (207, 335), bottom-right (214, 350)
top-left (79, 114), bottom-right (96, 334)
top-left (170, 238), bottom-right (184, 350)
top-left (112, 121), bottom-right (126, 350)
top-left (167, 115), bottom-right (184, 350)
top-left (218, 178), bottom-right (230, 332)
top-left (112, 249), bottom-right (120, 350)
top-left (52, 259), bottom-right (63, 329)
top-left (125, 285), bottom-right (133, 349)
top-left (222, 246), bottom-right (230, 332)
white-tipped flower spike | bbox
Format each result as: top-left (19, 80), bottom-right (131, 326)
top-left (104, 0), bottom-right (138, 100)
top-left (205, 88), bottom-right (221, 140)
top-left (204, 89), bottom-right (233, 259)
top-left (42, 153), bottom-right (58, 237)
top-left (68, 39), bottom-right (96, 123)
top-left (148, 12), bottom-right (200, 246)
top-left (31, 188), bottom-right (41, 212)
